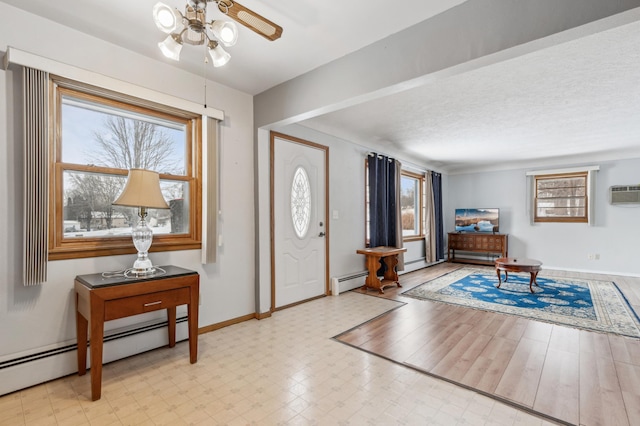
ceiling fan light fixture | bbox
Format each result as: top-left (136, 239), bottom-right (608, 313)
top-left (208, 42), bottom-right (231, 67)
top-left (158, 34), bottom-right (183, 61)
top-left (152, 0), bottom-right (282, 67)
top-left (153, 2), bottom-right (181, 34)
top-left (210, 20), bottom-right (238, 47)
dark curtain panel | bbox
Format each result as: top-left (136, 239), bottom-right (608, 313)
top-left (368, 154), bottom-right (400, 274)
top-left (432, 172), bottom-right (444, 260)
top-left (368, 154), bottom-right (398, 247)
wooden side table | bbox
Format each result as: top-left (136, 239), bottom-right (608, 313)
top-left (75, 265), bottom-right (199, 401)
top-left (357, 246), bottom-right (407, 294)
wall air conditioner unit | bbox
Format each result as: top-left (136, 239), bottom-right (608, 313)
top-left (609, 185), bottom-right (640, 205)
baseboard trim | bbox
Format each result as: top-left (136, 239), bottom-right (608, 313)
top-left (254, 311), bottom-right (272, 320)
top-left (198, 313), bottom-right (256, 334)
top-left (1, 311), bottom-right (260, 397)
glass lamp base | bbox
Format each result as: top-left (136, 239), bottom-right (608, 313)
top-left (128, 268), bottom-right (156, 277)
top-left (129, 213), bottom-right (156, 276)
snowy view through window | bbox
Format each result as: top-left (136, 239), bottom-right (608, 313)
top-left (61, 93), bottom-right (189, 239)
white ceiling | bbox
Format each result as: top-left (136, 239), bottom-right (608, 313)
top-left (300, 19), bottom-right (640, 173)
top-left (0, 0), bottom-right (464, 95)
top-left (3, 0), bottom-right (640, 173)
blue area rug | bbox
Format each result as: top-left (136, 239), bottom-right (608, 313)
top-left (402, 268), bottom-right (640, 338)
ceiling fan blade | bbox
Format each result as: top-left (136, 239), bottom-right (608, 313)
top-left (215, 0), bottom-right (283, 41)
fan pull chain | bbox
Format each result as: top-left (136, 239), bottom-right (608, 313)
top-left (203, 44), bottom-right (209, 108)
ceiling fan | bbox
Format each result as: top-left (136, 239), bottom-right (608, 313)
top-left (153, 0), bottom-right (283, 66)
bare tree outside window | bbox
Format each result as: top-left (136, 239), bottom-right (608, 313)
top-left (60, 92), bottom-right (189, 239)
top-left (49, 80), bottom-right (202, 260)
top-left (65, 173), bottom-right (124, 232)
top-left (400, 171), bottom-right (424, 239)
top-left (534, 172), bottom-right (588, 222)
top-left (90, 117), bottom-right (182, 173)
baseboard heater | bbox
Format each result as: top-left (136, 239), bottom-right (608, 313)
top-left (0, 317), bottom-right (188, 370)
top-left (331, 271), bottom-right (368, 294)
top-left (0, 317), bottom-right (188, 396)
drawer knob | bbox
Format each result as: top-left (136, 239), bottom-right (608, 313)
top-left (144, 301), bottom-right (162, 307)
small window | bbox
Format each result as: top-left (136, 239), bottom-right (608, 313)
top-left (534, 172), bottom-right (588, 223)
top-left (401, 171), bottom-right (424, 240)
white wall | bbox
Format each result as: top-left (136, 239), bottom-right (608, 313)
top-left (0, 3), bottom-right (256, 394)
top-left (447, 158), bottom-right (640, 276)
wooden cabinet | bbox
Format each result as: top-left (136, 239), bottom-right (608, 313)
top-left (75, 265), bottom-right (199, 401)
top-left (447, 232), bottom-right (508, 265)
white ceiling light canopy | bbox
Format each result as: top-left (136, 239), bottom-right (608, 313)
top-left (152, 0), bottom-right (282, 67)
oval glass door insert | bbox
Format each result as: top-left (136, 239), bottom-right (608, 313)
top-left (291, 166), bottom-right (311, 238)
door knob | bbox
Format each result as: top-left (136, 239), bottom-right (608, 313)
top-left (318, 232), bottom-right (325, 237)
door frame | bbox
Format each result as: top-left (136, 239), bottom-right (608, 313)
top-left (270, 131), bottom-right (330, 312)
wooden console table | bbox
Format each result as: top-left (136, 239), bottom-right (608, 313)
top-left (75, 265), bottom-right (199, 401)
top-left (448, 232), bottom-right (508, 266)
top-left (357, 246), bottom-right (407, 294)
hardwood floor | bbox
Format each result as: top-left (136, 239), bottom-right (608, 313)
top-left (336, 263), bottom-right (640, 426)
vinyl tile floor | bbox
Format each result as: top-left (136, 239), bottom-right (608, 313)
top-left (0, 292), bottom-right (559, 425)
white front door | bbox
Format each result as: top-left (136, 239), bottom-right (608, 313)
top-left (272, 133), bottom-right (328, 309)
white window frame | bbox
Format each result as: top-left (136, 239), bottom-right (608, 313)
top-left (400, 170), bottom-right (425, 241)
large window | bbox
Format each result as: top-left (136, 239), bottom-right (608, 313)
top-left (49, 79), bottom-right (202, 260)
top-left (534, 172), bottom-right (588, 223)
top-left (400, 171), bottom-right (424, 240)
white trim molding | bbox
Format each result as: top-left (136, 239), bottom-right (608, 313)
top-left (526, 165), bottom-right (599, 226)
top-left (3, 46), bottom-right (224, 120)
top-left (525, 165), bottom-right (600, 176)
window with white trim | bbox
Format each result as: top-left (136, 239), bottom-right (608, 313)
top-left (400, 171), bottom-right (425, 240)
top-left (534, 172), bottom-right (588, 223)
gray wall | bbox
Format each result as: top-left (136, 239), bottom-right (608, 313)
top-left (446, 158), bottom-right (640, 275)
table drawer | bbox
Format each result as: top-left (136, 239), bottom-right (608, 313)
top-left (104, 287), bottom-right (190, 320)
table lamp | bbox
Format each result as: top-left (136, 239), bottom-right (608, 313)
top-left (113, 169), bottom-right (169, 276)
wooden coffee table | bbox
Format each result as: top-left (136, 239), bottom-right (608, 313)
top-left (495, 257), bottom-right (542, 293)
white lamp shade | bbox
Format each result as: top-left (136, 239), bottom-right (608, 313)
top-left (158, 35), bottom-right (182, 61)
top-left (113, 169), bottom-right (169, 209)
top-left (209, 44), bottom-right (231, 67)
top-left (153, 2), bottom-right (182, 34)
top-left (210, 20), bottom-right (238, 47)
